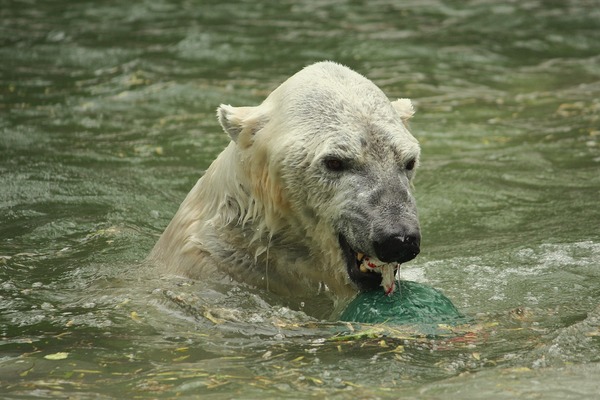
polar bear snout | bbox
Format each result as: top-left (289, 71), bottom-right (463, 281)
top-left (364, 177), bottom-right (421, 264)
top-left (373, 231), bottom-right (420, 264)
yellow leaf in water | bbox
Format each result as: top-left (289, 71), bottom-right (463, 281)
top-left (203, 311), bottom-right (224, 324)
top-left (44, 352), bottom-right (69, 360)
top-left (472, 352), bottom-right (481, 361)
top-left (393, 345), bottom-right (404, 353)
top-left (306, 376), bottom-right (323, 385)
top-left (584, 328), bottom-right (600, 337)
top-left (509, 367), bottom-right (531, 373)
top-left (130, 311), bottom-right (142, 322)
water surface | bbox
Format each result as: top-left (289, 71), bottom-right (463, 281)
top-left (1, 0), bottom-right (600, 398)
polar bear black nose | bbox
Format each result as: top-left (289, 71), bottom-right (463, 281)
top-left (373, 233), bottom-right (420, 263)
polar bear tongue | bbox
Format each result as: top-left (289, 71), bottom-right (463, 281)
top-left (357, 254), bottom-right (398, 295)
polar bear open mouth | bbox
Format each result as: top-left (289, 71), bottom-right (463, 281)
top-left (339, 235), bottom-right (399, 295)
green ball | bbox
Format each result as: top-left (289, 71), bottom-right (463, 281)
top-left (340, 280), bottom-right (465, 325)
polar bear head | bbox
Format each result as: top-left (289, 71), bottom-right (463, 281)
top-left (217, 61), bottom-right (420, 293)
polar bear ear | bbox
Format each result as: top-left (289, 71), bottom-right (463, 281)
top-left (391, 98), bottom-right (415, 122)
top-left (217, 104), bottom-right (267, 145)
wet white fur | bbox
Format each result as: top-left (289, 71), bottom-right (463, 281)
top-left (149, 61), bottom-right (419, 317)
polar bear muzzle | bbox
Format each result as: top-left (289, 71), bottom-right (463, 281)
top-left (339, 229), bottom-right (420, 294)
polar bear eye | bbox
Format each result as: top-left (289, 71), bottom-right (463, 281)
top-left (323, 157), bottom-right (346, 172)
top-left (405, 158), bottom-right (416, 171)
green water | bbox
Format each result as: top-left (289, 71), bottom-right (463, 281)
top-left (1, 1), bottom-right (600, 398)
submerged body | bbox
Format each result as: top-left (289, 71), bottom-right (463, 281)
top-left (150, 61), bottom-right (421, 318)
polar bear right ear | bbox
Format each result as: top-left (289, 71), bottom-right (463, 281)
top-left (391, 98), bottom-right (415, 122)
top-left (217, 104), bottom-right (267, 145)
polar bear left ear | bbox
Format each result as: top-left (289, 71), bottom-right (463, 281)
top-left (391, 98), bottom-right (415, 122)
top-left (217, 104), bottom-right (268, 146)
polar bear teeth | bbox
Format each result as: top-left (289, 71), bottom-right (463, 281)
top-left (356, 253), bottom-right (398, 295)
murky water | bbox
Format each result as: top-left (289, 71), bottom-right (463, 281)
top-left (2, 0), bottom-right (600, 398)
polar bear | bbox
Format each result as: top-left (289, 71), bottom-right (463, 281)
top-left (150, 61), bottom-right (421, 318)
